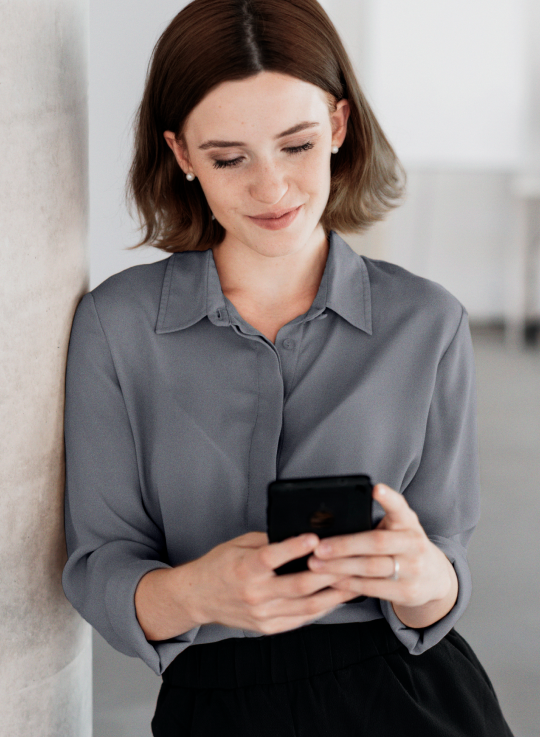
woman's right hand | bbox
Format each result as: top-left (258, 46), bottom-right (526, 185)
top-left (176, 531), bottom-right (359, 635)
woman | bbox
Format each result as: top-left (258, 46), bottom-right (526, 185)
top-left (62, 0), bottom-right (515, 735)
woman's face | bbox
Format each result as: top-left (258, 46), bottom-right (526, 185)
top-left (164, 71), bottom-right (349, 257)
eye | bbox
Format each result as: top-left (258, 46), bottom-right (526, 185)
top-left (212, 157), bottom-right (243, 170)
top-left (212, 141), bottom-right (315, 169)
top-left (286, 141), bottom-right (315, 155)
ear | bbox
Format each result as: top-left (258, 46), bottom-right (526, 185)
top-left (330, 99), bottom-right (350, 149)
top-left (163, 131), bottom-right (192, 175)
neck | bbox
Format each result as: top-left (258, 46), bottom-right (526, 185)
top-left (211, 225), bottom-right (329, 307)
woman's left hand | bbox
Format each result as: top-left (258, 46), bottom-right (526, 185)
top-left (307, 483), bottom-right (456, 611)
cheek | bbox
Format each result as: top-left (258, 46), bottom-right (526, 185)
top-left (300, 153), bottom-right (331, 197)
top-left (199, 176), bottom-right (238, 213)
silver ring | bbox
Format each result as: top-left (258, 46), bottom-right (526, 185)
top-left (389, 557), bottom-right (400, 581)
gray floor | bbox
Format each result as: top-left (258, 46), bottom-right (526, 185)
top-left (93, 325), bottom-right (540, 737)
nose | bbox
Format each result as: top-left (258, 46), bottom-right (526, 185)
top-left (248, 158), bottom-right (288, 205)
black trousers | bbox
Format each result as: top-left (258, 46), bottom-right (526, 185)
top-left (151, 618), bottom-right (515, 737)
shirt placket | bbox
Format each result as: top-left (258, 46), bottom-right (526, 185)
top-left (227, 308), bottom-right (329, 529)
top-left (206, 252), bottom-right (329, 530)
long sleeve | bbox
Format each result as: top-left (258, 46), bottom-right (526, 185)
top-left (379, 304), bottom-right (482, 654)
top-left (62, 292), bottom-right (200, 675)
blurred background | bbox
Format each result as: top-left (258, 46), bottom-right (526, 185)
top-left (88, 0), bottom-right (540, 735)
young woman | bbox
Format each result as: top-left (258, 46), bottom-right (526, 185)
top-left (62, 0), bottom-right (515, 734)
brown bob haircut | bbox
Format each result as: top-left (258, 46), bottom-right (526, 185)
top-left (125, 0), bottom-right (406, 253)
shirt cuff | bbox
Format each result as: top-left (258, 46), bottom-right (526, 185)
top-left (104, 558), bottom-right (201, 675)
top-left (378, 535), bottom-right (472, 655)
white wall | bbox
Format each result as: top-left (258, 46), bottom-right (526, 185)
top-left (330, 0), bottom-right (531, 319)
top-left (364, 0), bottom-right (526, 169)
top-left (89, 1), bottom-right (181, 289)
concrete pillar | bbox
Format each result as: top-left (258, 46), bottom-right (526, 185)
top-left (0, 1), bottom-right (91, 735)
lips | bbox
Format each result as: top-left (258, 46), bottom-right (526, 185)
top-left (250, 207), bottom-right (299, 220)
top-left (247, 205), bottom-right (302, 230)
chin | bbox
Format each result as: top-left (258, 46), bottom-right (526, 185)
top-left (249, 227), bottom-right (310, 252)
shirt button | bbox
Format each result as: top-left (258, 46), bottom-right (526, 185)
top-left (282, 339), bottom-right (295, 350)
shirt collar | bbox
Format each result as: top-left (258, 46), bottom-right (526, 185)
top-left (155, 229), bottom-right (372, 335)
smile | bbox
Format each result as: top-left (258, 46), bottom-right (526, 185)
top-left (247, 205), bottom-right (302, 230)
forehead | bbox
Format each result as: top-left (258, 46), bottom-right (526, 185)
top-left (184, 71), bottom-right (331, 141)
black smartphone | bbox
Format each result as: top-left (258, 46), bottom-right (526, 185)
top-left (267, 474), bottom-right (373, 603)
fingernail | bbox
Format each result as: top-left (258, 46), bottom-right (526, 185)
top-left (377, 484), bottom-right (386, 495)
top-left (302, 534), bottom-right (318, 547)
top-left (310, 557), bottom-right (324, 569)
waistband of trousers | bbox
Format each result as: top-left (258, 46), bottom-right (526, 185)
top-left (162, 617), bottom-right (405, 689)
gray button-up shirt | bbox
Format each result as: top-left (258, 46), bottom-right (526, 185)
top-left (62, 230), bottom-right (481, 676)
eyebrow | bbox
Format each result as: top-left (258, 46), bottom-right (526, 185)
top-left (197, 121), bottom-right (320, 150)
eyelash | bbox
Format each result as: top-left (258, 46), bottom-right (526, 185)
top-left (212, 141), bottom-right (315, 169)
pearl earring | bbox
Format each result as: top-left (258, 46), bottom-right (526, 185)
top-left (186, 172), bottom-right (195, 181)
top-left (331, 146), bottom-right (339, 154)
